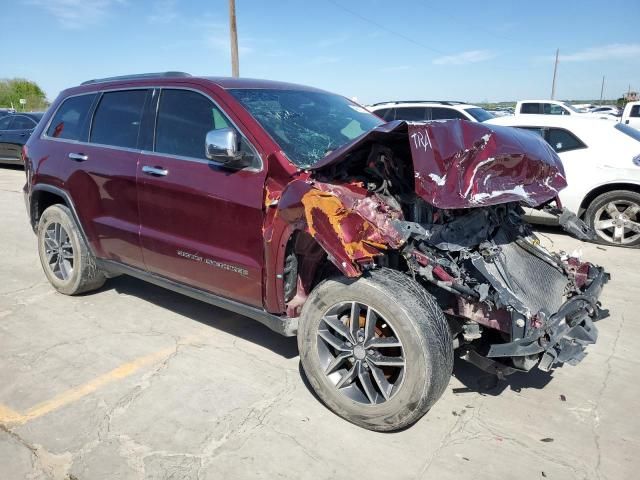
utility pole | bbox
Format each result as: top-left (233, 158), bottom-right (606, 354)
top-left (600, 76), bottom-right (605, 105)
top-left (229, 0), bottom-right (239, 77)
top-left (550, 48), bottom-right (559, 99)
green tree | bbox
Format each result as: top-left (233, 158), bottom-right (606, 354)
top-left (0, 78), bottom-right (49, 111)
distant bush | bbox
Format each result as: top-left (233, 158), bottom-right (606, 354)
top-left (0, 79), bottom-right (48, 110)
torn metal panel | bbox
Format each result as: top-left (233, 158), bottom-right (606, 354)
top-left (310, 119), bottom-right (567, 209)
top-left (275, 180), bottom-right (405, 277)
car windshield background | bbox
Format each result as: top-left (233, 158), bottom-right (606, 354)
top-left (229, 88), bottom-right (383, 168)
top-left (90, 90), bottom-right (147, 149)
top-left (464, 108), bottom-right (496, 122)
top-left (561, 102), bottom-right (580, 113)
top-left (615, 123), bottom-right (640, 142)
top-left (46, 94), bottom-right (96, 141)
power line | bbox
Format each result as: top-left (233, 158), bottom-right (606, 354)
top-left (325, 0), bottom-right (447, 55)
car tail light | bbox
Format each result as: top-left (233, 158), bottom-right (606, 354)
top-left (21, 144), bottom-right (28, 162)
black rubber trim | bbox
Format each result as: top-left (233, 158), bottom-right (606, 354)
top-left (96, 258), bottom-right (298, 337)
top-left (29, 184), bottom-right (94, 253)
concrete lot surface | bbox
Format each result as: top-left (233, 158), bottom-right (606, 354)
top-left (0, 166), bottom-right (638, 480)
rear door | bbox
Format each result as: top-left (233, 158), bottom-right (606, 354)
top-left (137, 87), bottom-right (266, 307)
top-left (60, 89), bottom-right (149, 269)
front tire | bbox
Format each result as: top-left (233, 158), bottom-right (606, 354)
top-left (37, 204), bottom-right (106, 295)
top-left (584, 190), bottom-right (640, 247)
top-left (298, 268), bottom-right (453, 431)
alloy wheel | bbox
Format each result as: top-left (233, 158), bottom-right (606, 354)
top-left (593, 200), bottom-right (640, 245)
top-left (44, 222), bottom-right (74, 281)
top-left (316, 301), bottom-right (405, 405)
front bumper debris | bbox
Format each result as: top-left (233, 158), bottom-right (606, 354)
top-left (486, 267), bottom-right (609, 371)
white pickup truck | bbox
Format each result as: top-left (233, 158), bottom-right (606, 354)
top-left (621, 101), bottom-right (640, 129)
top-left (515, 100), bottom-right (615, 119)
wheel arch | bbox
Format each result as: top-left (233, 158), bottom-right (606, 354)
top-left (579, 182), bottom-right (640, 215)
top-left (30, 185), bottom-right (93, 253)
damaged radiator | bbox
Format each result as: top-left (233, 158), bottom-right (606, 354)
top-left (481, 229), bottom-right (569, 316)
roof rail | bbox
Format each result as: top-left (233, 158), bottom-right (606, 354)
top-left (370, 100), bottom-right (468, 107)
top-left (81, 71), bottom-right (191, 86)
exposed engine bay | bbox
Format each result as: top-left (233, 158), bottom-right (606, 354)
top-left (278, 120), bottom-right (609, 375)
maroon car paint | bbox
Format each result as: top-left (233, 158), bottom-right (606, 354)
top-left (311, 120), bottom-right (567, 209)
top-left (23, 76), bottom-right (572, 318)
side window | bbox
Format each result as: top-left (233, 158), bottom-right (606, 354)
top-left (393, 107), bottom-right (427, 121)
top-left (544, 104), bottom-right (569, 115)
top-left (0, 116), bottom-right (12, 130)
top-left (630, 105), bottom-right (640, 118)
top-left (11, 116), bottom-right (37, 130)
top-left (46, 94), bottom-right (96, 140)
top-left (521, 103), bottom-right (541, 114)
top-left (430, 107), bottom-right (467, 120)
top-left (154, 89), bottom-right (257, 165)
top-left (90, 90), bottom-right (148, 149)
top-left (546, 128), bottom-right (586, 153)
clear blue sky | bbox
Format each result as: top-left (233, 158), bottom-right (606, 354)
top-left (3, 0), bottom-right (639, 104)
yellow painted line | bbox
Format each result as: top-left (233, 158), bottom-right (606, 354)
top-left (0, 337), bottom-right (196, 426)
top-left (0, 404), bottom-right (22, 424)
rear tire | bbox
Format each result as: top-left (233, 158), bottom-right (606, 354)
top-left (298, 268), bottom-right (453, 431)
top-left (584, 190), bottom-right (640, 247)
top-left (37, 204), bottom-right (106, 295)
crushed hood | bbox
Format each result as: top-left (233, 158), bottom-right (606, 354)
top-left (310, 120), bottom-right (567, 209)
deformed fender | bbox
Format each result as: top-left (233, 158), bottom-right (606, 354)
top-left (275, 179), bottom-right (406, 277)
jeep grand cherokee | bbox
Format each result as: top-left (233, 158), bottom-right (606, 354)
top-left (23, 72), bottom-right (608, 431)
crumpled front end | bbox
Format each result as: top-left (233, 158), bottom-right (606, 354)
top-left (273, 119), bottom-right (607, 373)
top-left (398, 204), bottom-right (609, 374)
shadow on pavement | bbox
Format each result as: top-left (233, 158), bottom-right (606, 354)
top-left (451, 355), bottom-right (554, 395)
top-left (101, 275), bottom-right (299, 359)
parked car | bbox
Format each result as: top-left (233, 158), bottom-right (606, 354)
top-left (515, 100), bottom-right (616, 120)
top-left (589, 105), bottom-right (621, 117)
top-left (621, 101), bottom-right (640, 129)
top-left (23, 73), bottom-right (608, 431)
top-left (0, 107), bottom-right (16, 116)
top-left (0, 112), bottom-right (44, 164)
top-left (487, 114), bottom-right (640, 247)
top-left (368, 100), bottom-right (495, 122)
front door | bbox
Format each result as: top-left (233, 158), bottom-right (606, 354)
top-left (137, 88), bottom-right (266, 307)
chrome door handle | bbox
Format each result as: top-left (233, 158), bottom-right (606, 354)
top-left (68, 152), bottom-right (88, 162)
top-left (142, 165), bottom-right (168, 176)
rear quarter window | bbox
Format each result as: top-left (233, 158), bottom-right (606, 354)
top-left (46, 94), bottom-right (96, 140)
top-left (546, 128), bottom-right (586, 153)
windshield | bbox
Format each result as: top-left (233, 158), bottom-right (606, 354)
top-left (561, 102), bottom-right (581, 113)
top-left (464, 107), bottom-right (495, 122)
top-left (615, 123), bottom-right (640, 142)
top-left (229, 88), bottom-right (383, 168)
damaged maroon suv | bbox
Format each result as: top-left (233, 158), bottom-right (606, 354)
top-left (23, 73), bottom-right (609, 431)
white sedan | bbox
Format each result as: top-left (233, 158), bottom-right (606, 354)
top-left (486, 115), bottom-right (640, 247)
